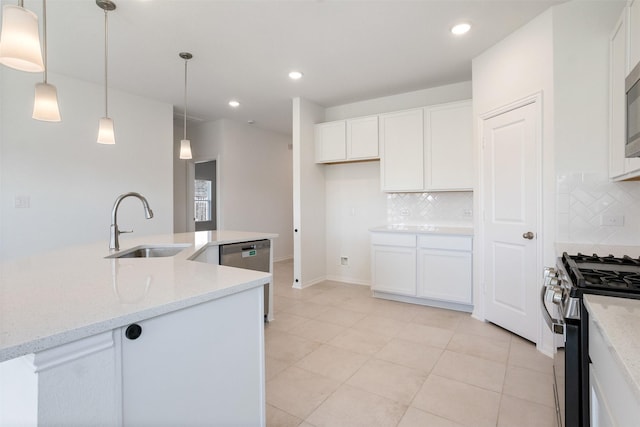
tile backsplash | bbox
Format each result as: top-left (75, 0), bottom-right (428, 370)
top-left (557, 172), bottom-right (640, 245)
top-left (387, 192), bottom-right (473, 225)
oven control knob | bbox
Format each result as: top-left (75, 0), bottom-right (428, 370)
top-left (543, 267), bottom-right (556, 277)
top-left (552, 289), bottom-right (564, 304)
top-left (548, 278), bottom-right (559, 286)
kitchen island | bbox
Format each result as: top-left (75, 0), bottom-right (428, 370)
top-left (0, 230), bottom-right (276, 426)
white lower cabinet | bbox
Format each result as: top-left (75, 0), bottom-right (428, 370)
top-left (371, 231), bottom-right (472, 311)
top-left (588, 313), bottom-right (640, 427)
top-left (417, 235), bottom-right (472, 304)
top-left (371, 233), bottom-right (416, 296)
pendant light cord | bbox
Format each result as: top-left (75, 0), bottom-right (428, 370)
top-left (104, 8), bottom-right (109, 118)
top-left (42, 0), bottom-right (48, 83)
top-left (183, 58), bottom-right (188, 140)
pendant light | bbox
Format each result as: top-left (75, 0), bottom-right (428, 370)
top-left (96, 0), bottom-right (115, 145)
top-left (32, 0), bottom-right (60, 121)
top-left (179, 52), bottom-right (193, 160)
top-left (0, 0), bottom-right (44, 72)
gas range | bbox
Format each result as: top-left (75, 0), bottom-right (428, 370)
top-left (543, 252), bottom-right (640, 427)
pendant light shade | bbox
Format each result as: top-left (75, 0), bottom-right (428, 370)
top-left (96, 0), bottom-right (115, 145)
top-left (97, 117), bottom-right (115, 144)
top-left (32, 0), bottom-right (61, 122)
top-left (0, 4), bottom-right (44, 72)
top-left (179, 52), bottom-right (193, 160)
top-left (179, 139), bottom-right (192, 159)
top-left (32, 82), bottom-right (60, 121)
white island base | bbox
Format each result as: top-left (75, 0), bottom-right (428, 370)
top-left (0, 286), bottom-right (265, 426)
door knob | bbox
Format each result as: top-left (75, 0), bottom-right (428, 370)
top-left (522, 231), bottom-right (534, 240)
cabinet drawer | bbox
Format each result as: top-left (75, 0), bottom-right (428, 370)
top-left (418, 235), bottom-right (472, 251)
top-left (371, 232), bottom-right (416, 247)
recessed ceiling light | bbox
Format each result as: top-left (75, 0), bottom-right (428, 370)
top-left (289, 71), bottom-right (303, 80)
top-left (228, 100), bottom-right (240, 108)
top-left (451, 23), bottom-right (471, 35)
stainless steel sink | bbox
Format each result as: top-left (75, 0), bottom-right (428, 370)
top-left (105, 244), bottom-right (190, 259)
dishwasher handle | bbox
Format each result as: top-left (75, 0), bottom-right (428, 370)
top-left (241, 244), bottom-right (256, 251)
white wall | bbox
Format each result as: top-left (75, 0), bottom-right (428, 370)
top-left (325, 81), bottom-right (472, 121)
top-left (220, 119), bottom-right (293, 261)
top-left (472, 9), bottom-right (554, 351)
top-left (552, 1), bottom-right (640, 247)
top-left (1, 70), bottom-right (174, 261)
top-left (180, 118), bottom-right (294, 261)
top-left (325, 162), bottom-right (386, 285)
top-left (292, 98), bottom-right (326, 288)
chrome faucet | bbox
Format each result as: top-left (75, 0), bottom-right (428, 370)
top-left (109, 192), bottom-right (154, 251)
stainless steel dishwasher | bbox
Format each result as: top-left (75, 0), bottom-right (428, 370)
top-left (219, 239), bottom-right (270, 320)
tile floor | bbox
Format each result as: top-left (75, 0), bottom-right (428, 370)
top-left (265, 259), bottom-right (556, 427)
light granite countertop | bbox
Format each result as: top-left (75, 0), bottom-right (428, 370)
top-left (584, 294), bottom-right (640, 403)
top-left (0, 230), bottom-right (277, 363)
top-left (370, 223), bottom-right (473, 236)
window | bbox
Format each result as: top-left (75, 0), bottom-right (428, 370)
top-left (194, 179), bottom-right (212, 222)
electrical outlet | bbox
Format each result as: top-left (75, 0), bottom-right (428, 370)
top-left (463, 209), bottom-right (473, 217)
top-left (14, 195), bottom-right (30, 208)
top-left (600, 215), bottom-right (624, 226)
top-left (400, 208), bottom-right (410, 217)
top-left (340, 256), bottom-right (349, 266)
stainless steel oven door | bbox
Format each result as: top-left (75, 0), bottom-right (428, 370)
top-left (541, 268), bottom-right (566, 427)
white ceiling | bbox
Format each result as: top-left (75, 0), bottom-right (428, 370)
top-left (38, 0), bottom-right (565, 136)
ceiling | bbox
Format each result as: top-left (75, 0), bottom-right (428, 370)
top-left (38, 0), bottom-right (565, 136)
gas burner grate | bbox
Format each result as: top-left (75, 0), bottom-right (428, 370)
top-left (562, 252), bottom-right (640, 295)
top-left (572, 253), bottom-right (640, 265)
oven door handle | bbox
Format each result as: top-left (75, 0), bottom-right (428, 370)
top-left (540, 284), bottom-right (565, 335)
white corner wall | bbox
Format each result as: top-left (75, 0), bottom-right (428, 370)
top-left (181, 119), bottom-right (293, 261)
top-left (1, 70), bottom-right (174, 261)
top-left (292, 98), bottom-right (326, 288)
top-left (471, 9), bottom-right (554, 352)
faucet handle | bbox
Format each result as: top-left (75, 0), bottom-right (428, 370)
top-left (119, 229), bottom-right (133, 235)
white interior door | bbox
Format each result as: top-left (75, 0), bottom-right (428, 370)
top-left (482, 101), bottom-right (539, 342)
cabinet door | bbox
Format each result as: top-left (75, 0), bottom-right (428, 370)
top-left (610, 12), bottom-right (628, 179)
top-left (315, 121), bottom-right (346, 163)
top-left (371, 245), bottom-right (416, 296)
top-left (417, 249), bottom-right (472, 304)
top-left (630, 0), bottom-right (640, 71)
top-left (590, 369), bottom-right (615, 427)
top-left (424, 100), bottom-right (473, 191)
top-left (121, 288), bottom-right (265, 426)
top-left (347, 115), bottom-right (379, 160)
top-left (380, 109), bottom-right (424, 192)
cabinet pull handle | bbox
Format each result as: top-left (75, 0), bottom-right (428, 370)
top-left (125, 324), bottom-right (142, 340)
top-left (522, 231), bottom-right (534, 240)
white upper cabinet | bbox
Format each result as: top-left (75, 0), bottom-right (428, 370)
top-left (380, 108), bottom-right (424, 192)
top-left (315, 121), bottom-right (346, 163)
top-left (347, 115), bottom-right (379, 160)
top-left (424, 100), bottom-right (473, 191)
top-left (630, 0), bottom-right (640, 71)
top-left (610, 10), bottom-right (628, 179)
top-left (315, 116), bottom-right (379, 163)
top-left (609, 6), bottom-right (640, 180)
